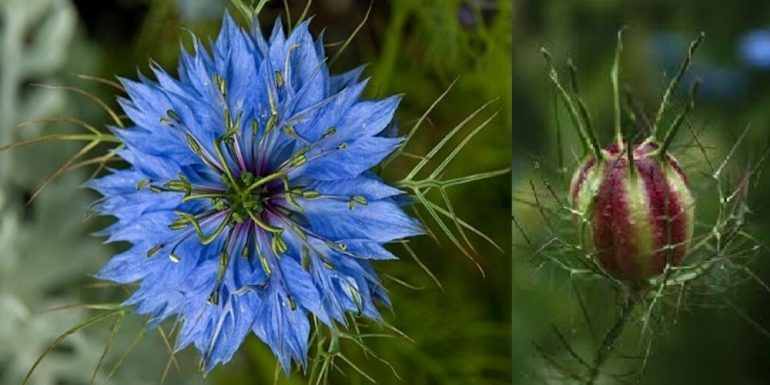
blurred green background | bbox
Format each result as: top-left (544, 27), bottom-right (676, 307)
top-left (514, 1), bottom-right (770, 384)
top-left (0, 0), bottom-right (511, 384)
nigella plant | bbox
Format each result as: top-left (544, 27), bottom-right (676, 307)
top-left (89, 12), bottom-right (422, 372)
top-left (5, 2), bottom-right (507, 382)
top-left (515, 30), bottom-right (768, 384)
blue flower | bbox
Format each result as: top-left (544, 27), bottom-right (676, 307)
top-left (89, 13), bottom-right (422, 372)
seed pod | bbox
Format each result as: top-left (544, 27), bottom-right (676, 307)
top-left (570, 142), bottom-right (695, 280)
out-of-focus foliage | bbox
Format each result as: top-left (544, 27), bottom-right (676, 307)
top-left (0, 1), bottom-right (109, 384)
top-left (514, 1), bottom-right (770, 384)
top-left (1, 1), bottom-right (512, 384)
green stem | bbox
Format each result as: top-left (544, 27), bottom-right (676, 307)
top-left (585, 294), bottom-right (637, 385)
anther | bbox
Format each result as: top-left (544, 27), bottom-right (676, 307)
top-left (147, 244), bottom-right (164, 258)
top-left (348, 195), bottom-right (368, 209)
top-left (166, 109), bottom-right (181, 123)
top-left (136, 178), bottom-right (152, 190)
top-left (322, 127), bottom-right (336, 138)
top-left (185, 133), bottom-right (202, 154)
top-left (302, 190), bottom-right (321, 199)
top-left (214, 74), bottom-right (226, 96)
top-left (283, 125), bottom-right (298, 138)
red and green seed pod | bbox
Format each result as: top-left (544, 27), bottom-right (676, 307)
top-left (569, 142), bottom-right (695, 281)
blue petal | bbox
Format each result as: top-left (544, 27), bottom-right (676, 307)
top-left (307, 173), bottom-right (404, 200)
top-left (292, 136), bottom-right (403, 181)
top-left (298, 198), bottom-right (423, 243)
top-left (252, 287), bottom-right (310, 370)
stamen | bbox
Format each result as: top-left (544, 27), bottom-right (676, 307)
top-left (348, 195), bottom-right (368, 209)
top-left (136, 178), bottom-right (152, 190)
top-left (214, 74), bottom-right (227, 96)
top-left (208, 249), bottom-right (230, 305)
top-left (245, 172), bottom-right (288, 193)
top-left (322, 127), bottom-right (336, 138)
top-left (246, 211), bottom-right (283, 234)
top-left (213, 135), bottom-right (240, 189)
top-left (147, 244), bottom-right (164, 257)
top-left (177, 211), bottom-right (233, 244)
top-left (256, 235), bottom-right (272, 276)
top-left (166, 109), bottom-right (181, 123)
top-left (270, 234), bottom-right (288, 257)
top-left (302, 190), bottom-right (320, 199)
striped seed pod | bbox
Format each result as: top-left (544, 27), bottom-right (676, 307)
top-left (570, 142), bottom-right (695, 280)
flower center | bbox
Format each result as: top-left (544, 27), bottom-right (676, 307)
top-left (216, 172), bottom-right (265, 224)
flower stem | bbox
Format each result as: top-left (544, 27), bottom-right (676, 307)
top-left (585, 293), bottom-right (637, 385)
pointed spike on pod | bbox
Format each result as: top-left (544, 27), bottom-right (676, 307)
top-left (566, 59), bottom-right (580, 94)
top-left (612, 27), bottom-right (628, 144)
top-left (540, 47), bottom-right (603, 160)
top-left (651, 32), bottom-right (705, 140)
top-left (625, 142), bottom-right (636, 179)
top-left (658, 79), bottom-right (701, 158)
